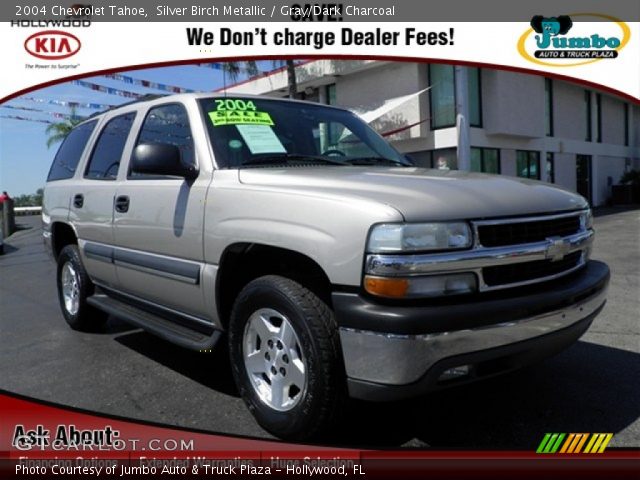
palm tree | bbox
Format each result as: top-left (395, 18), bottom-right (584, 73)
top-left (284, 60), bottom-right (298, 99)
top-left (45, 107), bottom-right (83, 149)
top-left (221, 61), bottom-right (259, 87)
top-left (222, 60), bottom-right (299, 99)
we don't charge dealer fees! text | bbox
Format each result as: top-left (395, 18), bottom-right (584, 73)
top-left (186, 27), bottom-right (454, 49)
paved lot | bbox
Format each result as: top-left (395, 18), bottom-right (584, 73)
top-left (1, 209), bottom-right (638, 449)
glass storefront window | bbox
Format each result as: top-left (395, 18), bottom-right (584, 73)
top-left (429, 64), bottom-right (456, 129)
top-left (545, 78), bottom-right (553, 136)
top-left (429, 65), bottom-right (482, 130)
top-left (585, 90), bottom-right (592, 141)
top-left (516, 150), bottom-right (541, 180)
top-left (471, 148), bottom-right (500, 174)
top-left (326, 84), bottom-right (336, 106)
top-left (432, 147), bottom-right (458, 170)
top-left (546, 152), bottom-right (555, 183)
top-left (468, 68), bottom-right (482, 127)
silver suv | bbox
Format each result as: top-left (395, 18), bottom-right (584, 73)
top-left (43, 94), bottom-right (610, 440)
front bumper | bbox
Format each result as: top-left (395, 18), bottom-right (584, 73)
top-left (334, 260), bottom-right (609, 401)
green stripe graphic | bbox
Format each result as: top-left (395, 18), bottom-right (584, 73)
top-left (536, 433), bottom-right (566, 453)
top-left (543, 434), bottom-right (559, 453)
top-left (550, 433), bottom-right (566, 453)
top-left (537, 433), bottom-right (552, 453)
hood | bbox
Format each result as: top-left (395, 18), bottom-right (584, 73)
top-left (238, 167), bottom-right (588, 221)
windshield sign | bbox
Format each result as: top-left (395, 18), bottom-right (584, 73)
top-left (199, 97), bottom-right (409, 168)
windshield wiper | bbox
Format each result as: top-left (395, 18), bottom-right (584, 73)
top-left (241, 153), bottom-right (347, 167)
top-left (343, 156), bottom-right (407, 166)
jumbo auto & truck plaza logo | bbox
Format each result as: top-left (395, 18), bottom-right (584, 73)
top-left (518, 13), bottom-right (630, 67)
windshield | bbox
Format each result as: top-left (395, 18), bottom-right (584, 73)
top-left (198, 97), bottom-right (410, 168)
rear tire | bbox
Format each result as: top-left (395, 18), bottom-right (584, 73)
top-left (56, 244), bottom-right (107, 331)
top-left (228, 275), bottom-right (345, 440)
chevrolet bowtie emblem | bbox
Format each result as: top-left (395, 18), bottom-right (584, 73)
top-left (546, 237), bottom-right (571, 262)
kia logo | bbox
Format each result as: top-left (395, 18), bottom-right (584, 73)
top-left (24, 30), bottom-right (81, 60)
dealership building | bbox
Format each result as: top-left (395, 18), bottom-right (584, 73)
top-left (224, 60), bottom-right (639, 207)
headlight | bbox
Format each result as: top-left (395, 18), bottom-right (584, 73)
top-left (367, 222), bottom-right (472, 253)
top-left (580, 209), bottom-right (593, 230)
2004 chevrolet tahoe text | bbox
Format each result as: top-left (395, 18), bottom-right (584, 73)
top-left (43, 94), bottom-right (610, 440)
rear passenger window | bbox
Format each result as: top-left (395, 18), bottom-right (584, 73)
top-left (131, 104), bottom-right (194, 177)
top-left (47, 121), bottom-right (97, 181)
top-left (85, 112), bottom-right (135, 180)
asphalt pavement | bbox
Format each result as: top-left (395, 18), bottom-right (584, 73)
top-left (1, 209), bottom-right (638, 449)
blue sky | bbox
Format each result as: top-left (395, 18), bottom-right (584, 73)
top-left (0, 62), bottom-right (277, 196)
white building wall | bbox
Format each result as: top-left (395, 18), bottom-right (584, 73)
top-left (554, 81), bottom-right (587, 141)
top-left (554, 153), bottom-right (577, 192)
top-left (601, 95), bottom-right (626, 146)
top-left (594, 155), bottom-right (628, 205)
top-left (482, 70), bottom-right (545, 138)
top-left (500, 149), bottom-right (517, 177)
top-left (633, 105), bottom-right (640, 149)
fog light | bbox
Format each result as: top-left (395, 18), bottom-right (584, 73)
top-left (439, 365), bottom-right (471, 382)
top-left (364, 273), bottom-right (477, 299)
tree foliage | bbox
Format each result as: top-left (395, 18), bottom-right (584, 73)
top-left (45, 107), bottom-right (83, 149)
top-left (223, 60), bottom-right (299, 99)
top-left (12, 188), bottom-right (44, 207)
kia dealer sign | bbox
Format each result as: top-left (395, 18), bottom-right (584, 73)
top-left (24, 30), bottom-right (81, 60)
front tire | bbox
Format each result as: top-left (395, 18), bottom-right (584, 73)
top-left (228, 275), bottom-right (344, 440)
top-left (56, 244), bottom-right (107, 331)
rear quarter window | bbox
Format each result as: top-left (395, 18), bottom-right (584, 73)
top-left (46, 120), bottom-right (97, 181)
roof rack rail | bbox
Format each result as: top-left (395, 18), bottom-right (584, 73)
top-left (86, 94), bottom-right (167, 119)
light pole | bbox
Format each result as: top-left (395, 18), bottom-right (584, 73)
top-left (455, 65), bottom-right (471, 171)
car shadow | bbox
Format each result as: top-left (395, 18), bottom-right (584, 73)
top-left (14, 222), bottom-right (33, 232)
top-left (0, 243), bottom-right (18, 255)
top-left (99, 315), bottom-right (141, 335)
top-left (106, 329), bottom-right (639, 449)
top-left (333, 341), bottom-right (640, 449)
top-left (114, 329), bottom-right (239, 397)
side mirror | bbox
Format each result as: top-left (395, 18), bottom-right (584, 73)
top-left (131, 143), bottom-right (198, 179)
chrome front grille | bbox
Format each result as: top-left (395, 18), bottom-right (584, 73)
top-left (477, 216), bottom-right (581, 248)
top-left (482, 251), bottom-right (583, 287)
top-left (471, 211), bottom-right (589, 290)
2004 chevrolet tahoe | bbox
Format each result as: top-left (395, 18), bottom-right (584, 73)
top-left (43, 94), bottom-right (610, 440)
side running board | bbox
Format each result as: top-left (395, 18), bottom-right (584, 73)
top-left (87, 294), bottom-right (221, 351)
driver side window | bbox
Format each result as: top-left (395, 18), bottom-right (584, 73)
top-left (84, 112), bottom-right (136, 180)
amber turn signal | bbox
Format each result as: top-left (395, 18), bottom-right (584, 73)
top-left (364, 275), bottom-right (409, 298)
